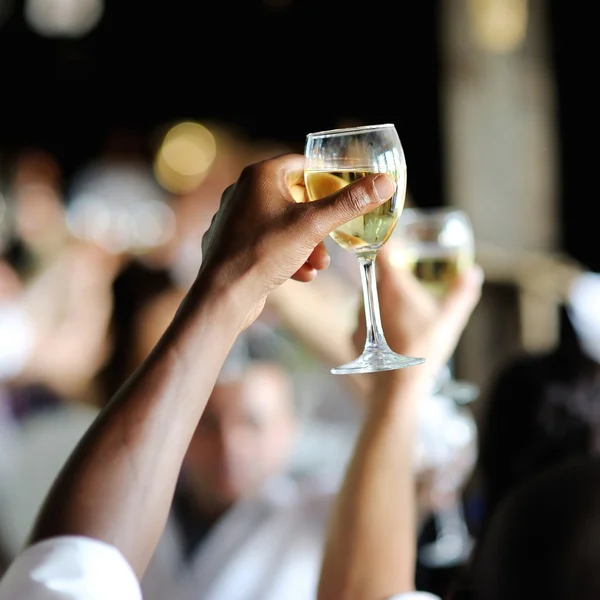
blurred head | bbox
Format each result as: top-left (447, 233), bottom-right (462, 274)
top-left (182, 333), bottom-right (298, 514)
top-left (472, 457), bottom-right (600, 600)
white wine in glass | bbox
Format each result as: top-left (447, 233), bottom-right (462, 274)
top-left (396, 207), bottom-right (478, 401)
top-left (304, 124), bottom-right (424, 375)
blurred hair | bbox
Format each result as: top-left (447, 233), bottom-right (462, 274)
top-left (476, 306), bottom-right (600, 533)
top-left (472, 456), bottom-right (600, 600)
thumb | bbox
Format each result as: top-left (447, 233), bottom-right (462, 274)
top-left (439, 265), bottom-right (484, 335)
top-left (377, 241), bottom-right (433, 306)
top-left (304, 173), bottom-right (396, 241)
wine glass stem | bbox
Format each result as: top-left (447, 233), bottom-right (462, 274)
top-left (358, 255), bottom-right (388, 352)
top-left (436, 502), bottom-right (467, 538)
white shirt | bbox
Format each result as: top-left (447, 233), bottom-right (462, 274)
top-left (0, 302), bottom-right (35, 382)
top-left (0, 536), bottom-right (141, 600)
top-left (0, 536), bottom-right (441, 600)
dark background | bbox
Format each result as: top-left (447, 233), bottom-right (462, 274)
top-left (0, 0), bottom-right (597, 270)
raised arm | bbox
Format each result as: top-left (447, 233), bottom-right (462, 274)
top-left (318, 244), bottom-right (483, 600)
top-left (25, 155), bottom-right (397, 578)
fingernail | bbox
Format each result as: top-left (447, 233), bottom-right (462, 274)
top-left (373, 175), bottom-right (396, 202)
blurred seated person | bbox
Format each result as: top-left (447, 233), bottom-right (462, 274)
top-left (3, 149), bottom-right (69, 277)
top-left (476, 269), bottom-right (600, 537)
top-left (140, 242), bottom-right (481, 600)
top-left (123, 275), bottom-right (330, 600)
top-left (141, 325), bottom-right (329, 600)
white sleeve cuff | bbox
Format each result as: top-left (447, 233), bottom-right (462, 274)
top-left (0, 536), bottom-right (142, 600)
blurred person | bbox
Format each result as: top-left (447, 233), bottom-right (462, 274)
top-left (141, 326), bottom-right (325, 600)
top-left (316, 239), bottom-right (483, 600)
top-left (0, 143), bottom-right (121, 403)
top-left (0, 153), bottom-right (398, 600)
top-left (475, 269), bottom-right (600, 538)
top-left (0, 258), bottom-right (25, 571)
top-left (4, 149), bottom-right (68, 277)
top-left (104, 267), bottom-right (332, 600)
top-left (0, 247), bottom-right (115, 557)
top-left (466, 456), bottom-right (600, 600)
top-left (0, 258), bottom-right (34, 384)
top-left (163, 121), bottom-right (253, 287)
top-left (97, 123), bottom-right (252, 400)
top-left (139, 243), bottom-right (479, 600)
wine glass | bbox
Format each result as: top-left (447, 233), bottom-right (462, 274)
top-left (395, 207), bottom-right (479, 403)
top-left (415, 391), bottom-right (477, 568)
top-left (304, 124), bottom-right (424, 375)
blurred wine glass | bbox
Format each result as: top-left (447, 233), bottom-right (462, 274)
top-left (395, 207), bottom-right (479, 404)
top-left (395, 207), bottom-right (479, 567)
top-left (415, 391), bottom-right (477, 569)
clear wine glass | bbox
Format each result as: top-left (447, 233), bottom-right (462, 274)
top-left (416, 391), bottom-right (477, 568)
top-left (395, 207), bottom-right (479, 402)
top-left (304, 124), bottom-right (424, 375)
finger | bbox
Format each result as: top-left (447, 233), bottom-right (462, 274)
top-left (306, 242), bottom-right (330, 271)
top-left (274, 154), bottom-right (306, 187)
top-left (303, 173), bottom-right (396, 241)
top-left (278, 155), bottom-right (307, 204)
top-left (291, 264), bottom-right (318, 283)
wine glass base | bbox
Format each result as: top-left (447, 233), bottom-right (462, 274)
top-left (438, 380), bottom-right (480, 404)
top-left (331, 349), bottom-right (424, 375)
top-left (419, 534), bottom-right (474, 569)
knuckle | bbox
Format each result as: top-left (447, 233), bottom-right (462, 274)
top-left (343, 183), bottom-right (368, 214)
top-left (239, 162), bottom-right (261, 182)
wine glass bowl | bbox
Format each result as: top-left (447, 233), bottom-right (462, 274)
top-left (304, 124), bottom-right (424, 375)
top-left (396, 207), bottom-right (475, 299)
top-left (395, 207), bottom-right (479, 403)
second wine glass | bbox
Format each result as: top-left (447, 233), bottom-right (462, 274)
top-left (304, 124), bottom-right (424, 375)
top-left (395, 207), bottom-right (479, 402)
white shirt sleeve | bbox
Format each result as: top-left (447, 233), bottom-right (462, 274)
top-left (0, 536), bottom-right (142, 600)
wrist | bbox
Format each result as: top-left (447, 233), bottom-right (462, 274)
top-left (372, 362), bottom-right (438, 405)
top-left (188, 264), bottom-right (262, 334)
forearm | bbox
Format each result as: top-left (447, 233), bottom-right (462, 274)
top-left (318, 369), bottom-right (431, 600)
top-left (27, 278), bottom-right (245, 577)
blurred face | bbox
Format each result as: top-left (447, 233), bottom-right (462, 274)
top-left (15, 184), bottom-right (64, 247)
top-left (12, 151), bottom-right (66, 252)
top-left (183, 363), bottom-right (297, 512)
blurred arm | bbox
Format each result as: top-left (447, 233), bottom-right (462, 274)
top-left (317, 370), bottom-right (430, 600)
top-left (317, 244), bottom-right (483, 600)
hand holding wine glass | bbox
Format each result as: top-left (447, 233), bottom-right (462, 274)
top-left (351, 240), bottom-right (484, 384)
top-left (395, 207), bottom-right (480, 402)
top-left (303, 124), bottom-right (424, 375)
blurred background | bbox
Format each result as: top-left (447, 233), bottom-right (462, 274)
top-left (1, 0), bottom-right (599, 597)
